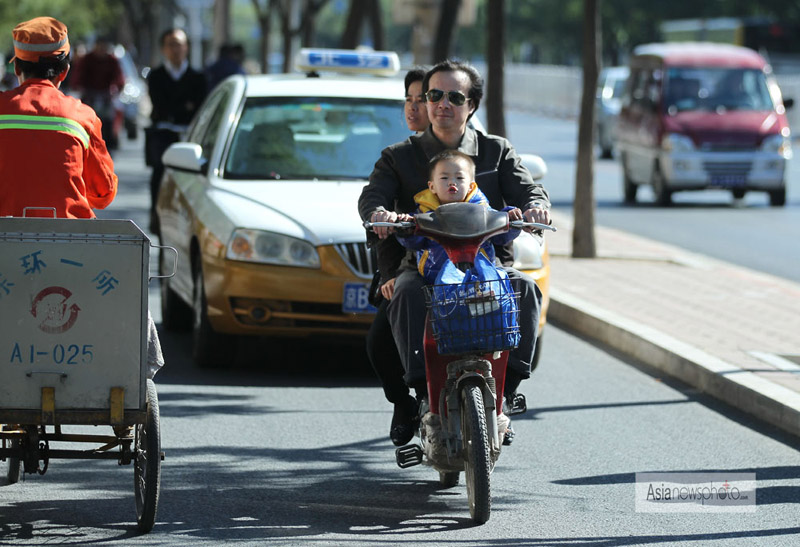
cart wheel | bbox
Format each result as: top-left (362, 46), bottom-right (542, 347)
top-left (134, 379), bottom-right (161, 533)
top-left (4, 425), bottom-right (21, 484)
top-left (461, 383), bottom-right (491, 524)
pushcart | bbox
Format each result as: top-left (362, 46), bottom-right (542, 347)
top-left (0, 217), bottom-right (169, 533)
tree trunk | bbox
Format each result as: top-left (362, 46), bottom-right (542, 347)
top-left (341, 0), bottom-right (366, 49)
top-left (212, 0), bottom-right (231, 56)
top-left (486, 0), bottom-right (505, 137)
top-left (281, 4), bottom-right (293, 73)
top-left (572, 0), bottom-right (599, 258)
top-left (367, 0), bottom-right (384, 50)
top-left (433, 0), bottom-right (461, 62)
top-left (250, 0), bottom-right (272, 73)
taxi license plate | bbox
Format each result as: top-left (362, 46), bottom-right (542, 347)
top-left (342, 282), bottom-right (377, 314)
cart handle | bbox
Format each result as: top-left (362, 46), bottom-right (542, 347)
top-left (22, 207), bottom-right (57, 218)
top-left (26, 371), bottom-right (68, 380)
top-left (149, 245), bottom-right (178, 281)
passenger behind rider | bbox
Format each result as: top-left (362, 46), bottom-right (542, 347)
top-left (394, 149), bottom-right (523, 284)
top-left (365, 68), bottom-right (430, 447)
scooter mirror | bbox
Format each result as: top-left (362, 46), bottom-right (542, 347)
top-left (519, 154), bottom-right (548, 181)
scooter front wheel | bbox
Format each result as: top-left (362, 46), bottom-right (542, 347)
top-left (461, 383), bottom-right (491, 524)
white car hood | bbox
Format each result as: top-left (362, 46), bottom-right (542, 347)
top-left (211, 179), bottom-right (370, 245)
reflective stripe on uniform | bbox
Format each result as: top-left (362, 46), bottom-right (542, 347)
top-left (0, 114), bottom-right (89, 149)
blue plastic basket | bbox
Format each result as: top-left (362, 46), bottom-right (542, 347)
top-left (423, 278), bottom-right (521, 355)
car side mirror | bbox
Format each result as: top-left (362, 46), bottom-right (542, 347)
top-left (162, 142), bottom-right (204, 173)
top-left (520, 154), bottom-right (548, 181)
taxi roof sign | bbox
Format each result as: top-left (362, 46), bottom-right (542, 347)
top-left (295, 48), bottom-right (400, 76)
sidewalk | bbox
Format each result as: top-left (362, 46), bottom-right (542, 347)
top-left (545, 216), bottom-right (800, 438)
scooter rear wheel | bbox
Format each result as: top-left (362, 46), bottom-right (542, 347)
top-left (461, 383), bottom-right (491, 524)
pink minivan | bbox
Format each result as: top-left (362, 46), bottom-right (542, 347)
top-left (617, 42), bottom-right (793, 206)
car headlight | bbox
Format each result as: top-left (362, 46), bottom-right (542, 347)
top-left (226, 229), bottom-right (320, 268)
top-left (512, 236), bottom-right (545, 270)
top-left (662, 133), bottom-right (695, 153)
top-left (761, 134), bottom-right (792, 159)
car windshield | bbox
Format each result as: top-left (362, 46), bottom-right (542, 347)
top-left (224, 97), bottom-right (409, 180)
top-left (663, 67), bottom-right (774, 113)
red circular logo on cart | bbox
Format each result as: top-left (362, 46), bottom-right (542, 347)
top-left (30, 286), bottom-right (81, 334)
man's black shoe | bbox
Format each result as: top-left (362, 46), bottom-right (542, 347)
top-left (503, 425), bottom-right (515, 446)
top-left (390, 395), bottom-right (419, 446)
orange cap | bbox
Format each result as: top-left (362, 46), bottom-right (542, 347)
top-left (11, 17), bottom-right (70, 63)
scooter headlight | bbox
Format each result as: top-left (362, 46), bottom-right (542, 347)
top-left (512, 236), bottom-right (545, 270)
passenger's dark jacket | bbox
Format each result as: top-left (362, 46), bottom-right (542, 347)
top-left (358, 125), bottom-right (550, 276)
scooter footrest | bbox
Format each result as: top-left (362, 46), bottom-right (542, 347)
top-left (395, 444), bottom-right (424, 468)
top-left (506, 393), bottom-right (527, 416)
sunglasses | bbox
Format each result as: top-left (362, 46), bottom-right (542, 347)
top-left (425, 88), bottom-right (470, 106)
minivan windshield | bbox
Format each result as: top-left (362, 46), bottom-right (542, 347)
top-left (664, 67), bottom-right (774, 114)
top-left (224, 97), bottom-right (408, 180)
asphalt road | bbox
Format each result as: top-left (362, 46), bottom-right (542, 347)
top-left (1, 122), bottom-right (799, 546)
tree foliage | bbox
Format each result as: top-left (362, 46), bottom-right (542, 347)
top-left (0, 0), bottom-right (122, 56)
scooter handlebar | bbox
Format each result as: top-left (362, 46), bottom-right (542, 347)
top-left (363, 220), bottom-right (416, 230)
top-left (510, 220), bottom-right (557, 232)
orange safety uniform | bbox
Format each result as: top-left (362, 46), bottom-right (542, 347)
top-left (0, 78), bottom-right (118, 218)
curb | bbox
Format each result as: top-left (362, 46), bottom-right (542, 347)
top-left (548, 288), bottom-right (800, 438)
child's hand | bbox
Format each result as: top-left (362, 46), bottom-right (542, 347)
top-left (396, 213), bottom-right (414, 222)
top-left (507, 207), bottom-right (523, 221)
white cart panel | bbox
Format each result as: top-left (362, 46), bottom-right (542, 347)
top-left (0, 218), bottom-right (149, 411)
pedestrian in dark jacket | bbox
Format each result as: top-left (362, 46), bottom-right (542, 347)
top-left (146, 28), bottom-right (207, 230)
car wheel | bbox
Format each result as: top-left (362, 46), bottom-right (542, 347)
top-left (621, 155), bottom-right (637, 204)
top-left (159, 248), bottom-right (192, 331)
top-left (652, 166), bottom-right (672, 206)
top-left (732, 188), bottom-right (746, 200)
top-left (769, 188), bottom-right (786, 207)
top-left (192, 258), bottom-right (234, 367)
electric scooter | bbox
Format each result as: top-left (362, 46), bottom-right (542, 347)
top-left (366, 202), bottom-right (555, 524)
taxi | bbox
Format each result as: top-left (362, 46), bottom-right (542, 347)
top-left (155, 49), bottom-right (552, 367)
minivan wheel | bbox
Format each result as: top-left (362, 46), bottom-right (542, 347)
top-left (621, 154), bottom-right (637, 204)
top-left (652, 168), bottom-right (672, 206)
top-left (769, 188), bottom-right (786, 207)
top-left (623, 171), bottom-right (637, 204)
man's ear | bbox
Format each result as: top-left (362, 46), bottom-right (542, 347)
top-left (57, 64), bottom-right (70, 82)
